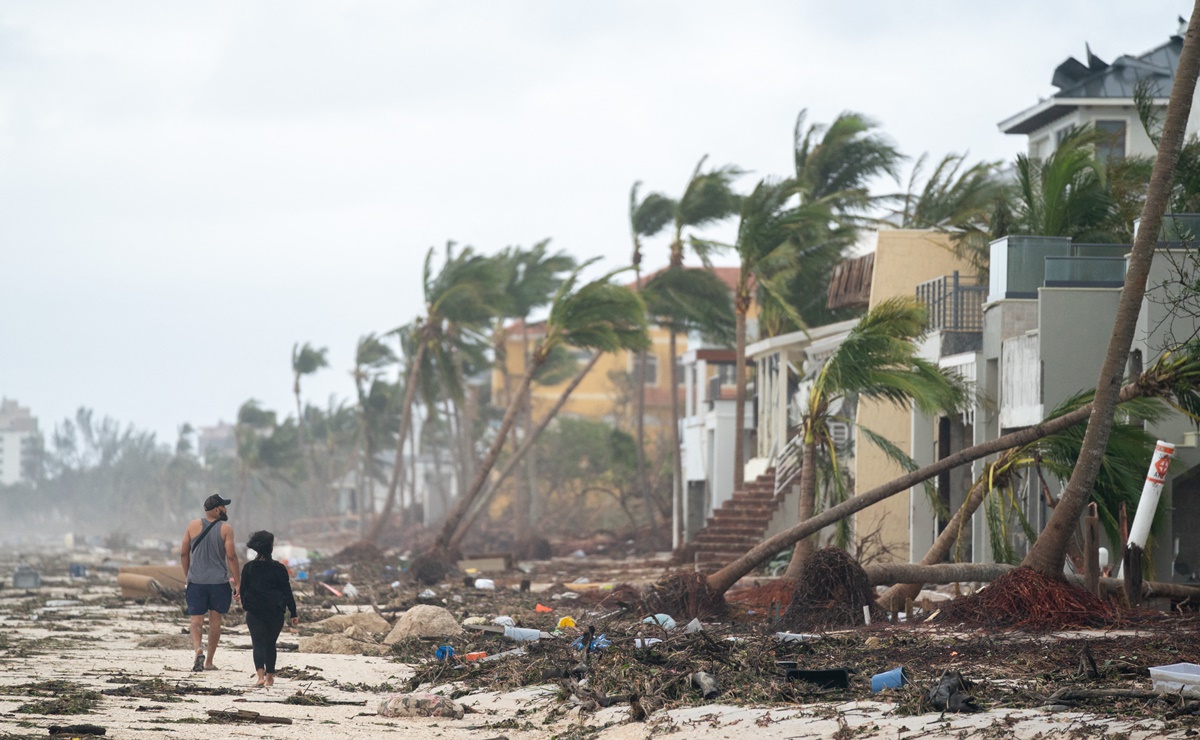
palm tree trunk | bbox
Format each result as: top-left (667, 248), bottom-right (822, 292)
top-left (432, 359), bottom-right (541, 555)
top-left (876, 475), bottom-right (992, 610)
top-left (633, 263), bottom-right (654, 538)
top-left (519, 328), bottom-right (539, 552)
top-left (732, 308), bottom-right (747, 492)
top-left (782, 434), bottom-right (819, 579)
top-left (705, 379), bottom-right (1149, 596)
top-left (669, 328), bottom-right (684, 549)
top-left (1023, 5), bottom-right (1200, 578)
top-left (448, 353), bottom-right (601, 552)
top-left (366, 340), bottom-right (426, 545)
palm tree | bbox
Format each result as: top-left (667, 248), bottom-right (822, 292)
top-left (1012, 126), bottom-right (1116, 242)
top-left (757, 109), bottom-right (902, 339)
top-left (366, 243), bottom-right (506, 545)
top-left (291, 342), bottom-right (329, 511)
top-left (1023, 6), bottom-right (1200, 578)
top-left (662, 156), bottom-right (742, 547)
top-left (629, 182), bottom-right (676, 530)
top-left (701, 337), bottom-right (1200, 599)
top-left (889, 152), bottom-right (1009, 278)
top-left (497, 242), bottom-right (576, 554)
top-left (352, 333), bottom-right (397, 524)
top-left (782, 297), bottom-right (965, 577)
top-left (877, 393), bottom-right (1165, 610)
top-left (429, 263), bottom-right (650, 558)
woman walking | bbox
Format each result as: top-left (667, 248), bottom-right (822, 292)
top-left (239, 530), bottom-right (298, 687)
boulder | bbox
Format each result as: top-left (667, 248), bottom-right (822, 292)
top-left (384, 605), bottom-right (462, 644)
top-left (300, 634), bottom-right (388, 656)
top-left (314, 611), bottom-right (391, 635)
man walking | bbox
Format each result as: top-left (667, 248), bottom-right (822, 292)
top-left (180, 494), bottom-right (240, 672)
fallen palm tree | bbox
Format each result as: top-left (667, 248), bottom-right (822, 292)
top-left (672, 342), bottom-right (1200, 611)
top-left (876, 391), bottom-right (1169, 611)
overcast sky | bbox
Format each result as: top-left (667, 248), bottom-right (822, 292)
top-left (0, 1), bottom-right (1188, 445)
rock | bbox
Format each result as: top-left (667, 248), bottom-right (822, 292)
top-left (313, 611), bottom-right (391, 635)
top-left (384, 605), bottom-right (462, 644)
top-left (300, 634), bottom-right (388, 656)
top-left (342, 625), bottom-right (378, 642)
top-left (137, 634), bottom-right (192, 649)
top-left (377, 692), bottom-right (465, 719)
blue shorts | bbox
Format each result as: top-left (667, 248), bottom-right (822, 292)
top-left (186, 582), bottom-right (233, 616)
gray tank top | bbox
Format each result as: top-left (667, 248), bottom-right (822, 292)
top-left (188, 519), bottom-right (229, 585)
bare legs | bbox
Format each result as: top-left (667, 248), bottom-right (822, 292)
top-left (188, 611), bottom-right (223, 670)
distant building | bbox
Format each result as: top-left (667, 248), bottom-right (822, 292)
top-left (1000, 24), bottom-right (1200, 160)
top-left (0, 399), bottom-right (40, 485)
top-left (196, 422), bottom-right (236, 463)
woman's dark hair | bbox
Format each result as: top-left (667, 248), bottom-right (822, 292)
top-left (246, 530), bottom-right (274, 560)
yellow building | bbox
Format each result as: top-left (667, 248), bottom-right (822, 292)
top-left (851, 229), bottom-right (978, 562)
top-left (492, 268), bottom-right (742, 438)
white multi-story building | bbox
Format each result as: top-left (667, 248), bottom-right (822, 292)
top-left (999, 24), bottom-right (1200, 160)
top-left (0, 399), bottom-right (40, 485)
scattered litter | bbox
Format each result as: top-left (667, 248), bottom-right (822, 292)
top-left (435, 645), bottom-right (454, 661)
top-left (928, 671), bottom-right (980, 711)
top-left (573, 577), bottom-right (590, 584)
top-left (464, 651), bottom-right (487, 661)
top-left (319, 582), bottom-right (343, 597)
top-left (492, 616), bottom-right (515, 626)
top-left (12, 565), bottom-right (41, 589)
top-left (535, 603), bottom-right (553, 613)
top-left (775, 632), bottom-right (822, 643)
top-left (691, 671), bottom-right (719, 699)
top-left (634, 638), bottom-right (662, 648)
top-left (571, 550), bottom-right (586, 558)
top-left (474, 578), bottom-right (495, 590)
top-left (871, 666), bottom-right (909, 693)
top-left (45, 600), bottom-right (82, 608)
top-left (643, 614), bottom-right (676, 630)
top-left (418, 588), bottom-right (436, 599)
top-left (557, 616), bottom-right (576, 629)
top-left (685, 618), bottom-right (703, 634)
top-left (788, 668), bottom-right (851, 689)
top-left (503, 625), bottom-right (542, 642)
top-left (479, 647), bottom-right (527, 662)
top-left (571, 632), bottom-right (611, 652)
top-left (68, 563), bottom-right (88, 579)
top-left (377, 693), bottom-right (465, 719)
top-left (1150, 662), bottom-right (1200, 697)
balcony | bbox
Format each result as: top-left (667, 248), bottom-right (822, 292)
top-left (989, 236), bottom-right (1129, 300)
top-left (916, 272), bottom-right (986, 333)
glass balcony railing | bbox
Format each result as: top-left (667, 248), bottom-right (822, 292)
top-left (1044, 256), bottom-right (1126, 286)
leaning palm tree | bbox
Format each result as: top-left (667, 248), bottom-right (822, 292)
top-left (782, 296), bottom-right (965, 578)
top-left (1023, 8), bottom-right (1200, 579)
top-left (661, 156), bottom-right (742, 546)
top-left (1012, 126), bottom-right (1116, 242)
top-left (352, 333), bottom-right (397, 526)
top-left (426, 262), bottom-right (650, 563)
top-left (366, 243), bottom-right (506, 545)
top-left (698, 337), bottom-right (1200, 601)
top-left (878, 393), bottom-right (1166, 610)
top-left (757, 109), bottom-right (903, 337)
top-left (497, 242), bottom-right (576, 554)
top-left (629, 182), bottom-right (676, 529)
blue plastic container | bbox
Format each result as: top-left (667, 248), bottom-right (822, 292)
top-left (871, 667), bottom-right (909, 692)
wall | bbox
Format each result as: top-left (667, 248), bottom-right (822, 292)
top-left (853, 230), bottom-right (978, 562)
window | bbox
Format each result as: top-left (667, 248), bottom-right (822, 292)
top-left (1029, 137), bottom-right (1048, 160)
top-left (1095, 120), bottom-right (1126, 161)
top-left (716, 364), bottom-right (738, 386)
top-left (641, 354), bottom-right (659, 386)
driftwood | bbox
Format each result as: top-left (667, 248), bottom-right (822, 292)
top-left (207, 708), bottom-right (293, 725)
top-left (864, 562), bottom-right (1200, 602)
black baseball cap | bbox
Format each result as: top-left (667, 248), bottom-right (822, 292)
top-left (204, 495), bottom-right (232, 511)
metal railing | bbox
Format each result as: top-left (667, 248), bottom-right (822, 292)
top-left (915, 272), bottom-right (986, 333)
top-left (774, 434), bottom-right (804, 498)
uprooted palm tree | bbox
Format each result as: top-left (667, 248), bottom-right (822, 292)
top-left (365, 243), bottom-right (506, 545)
top-left (877, 392), bottom-right (1168, 611)
top-left (781, 296), bottom-right (966, 578)
top-left (418, 262), bottom-right (650, 576)
top-left (688, 339), bottom-right (1200, 604)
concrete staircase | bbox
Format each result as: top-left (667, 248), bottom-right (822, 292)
top-left (691, 469), bottom-right (783, 573)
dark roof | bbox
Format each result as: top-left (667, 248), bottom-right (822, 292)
top-left (1002, 33), bottom-right (1182, 135)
